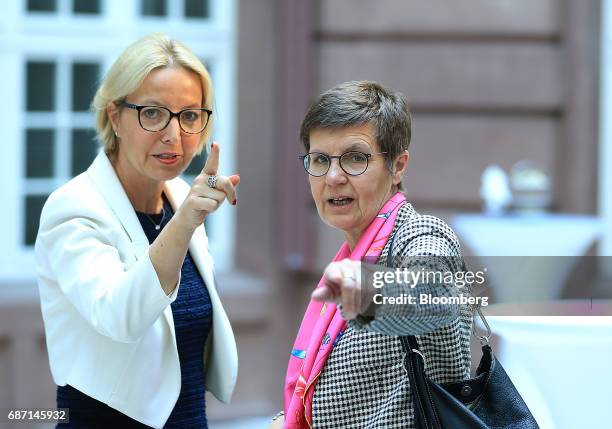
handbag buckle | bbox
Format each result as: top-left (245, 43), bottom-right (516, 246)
top-left (473, 306), bottom-right (492, 345)
top-left (410, 349), bottom-right (428, 370)
top-left (401, 347), bottom-right (428, 372)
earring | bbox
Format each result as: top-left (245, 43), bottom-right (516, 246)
top-left (114, 130), bottom-right (119, 138)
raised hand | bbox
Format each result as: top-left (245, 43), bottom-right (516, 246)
top-left (311, 259), bottom-right (372, 320)
top-left (176, 142), bottom-right (240, 232)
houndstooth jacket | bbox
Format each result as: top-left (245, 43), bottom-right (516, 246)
top-left (311, 203), bottom-right (473, 429)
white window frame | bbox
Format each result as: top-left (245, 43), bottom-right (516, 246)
top-left (0, 0), bottom-right (236, 283)
top-left (21, 55), bottom-right (100, 248)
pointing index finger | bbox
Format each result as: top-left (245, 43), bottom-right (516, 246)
top-left (202, 142), bottom-right (219, 176)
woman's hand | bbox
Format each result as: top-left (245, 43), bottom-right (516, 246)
top-left (151, 141), bottom-right (239, 295)
top-left (175, 142), bottom-right (240, 233)
top-left (311, 259), bottom-right (375, 320)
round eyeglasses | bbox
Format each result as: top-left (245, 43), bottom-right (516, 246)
top-left (118, 101), bottom-right (212, 134)
top-left (299, 151), bottom-right (388, 177)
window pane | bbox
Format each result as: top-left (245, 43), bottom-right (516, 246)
top-left (200, 59), bottom-right (213, 101)
top-left (73, 0), bottom-right (100, 14)
top-left (72, 62), bottom-right (99, 112)
top-left (27, 61), bottom-right (56, 111)
top-left (26, 129), bottom-right (55, 178)
top-left (71, 129), bottom-right (98, 176)
top-left (27, 0), bottom-right (56, 12)
top-left (24, 195), bottom-right (48, 246)
top-left (142, 0), bottom-right (166, 16)
top-left (185, 0), bottom-right (209, 18)
top-left (184, 152), bottom-right (206, 176)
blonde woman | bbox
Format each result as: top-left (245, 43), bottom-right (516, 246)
top-left (35, 33), bottom-right (238, 428)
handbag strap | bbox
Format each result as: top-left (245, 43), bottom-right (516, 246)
top-left (384, 222), bottom-right (421, 347)
top-left (384, 229), bottom-right (441, 427)
top-left (400, 335), bottom-right (442, 429)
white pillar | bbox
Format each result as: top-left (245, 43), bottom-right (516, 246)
top-left (599, 0), bottom-right (612, 264)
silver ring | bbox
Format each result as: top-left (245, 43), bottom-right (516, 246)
top-left (207, 175), bottom-right (218, 189)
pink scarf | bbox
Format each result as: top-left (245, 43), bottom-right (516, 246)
top-left (283, 192), bottom-right (406, 428)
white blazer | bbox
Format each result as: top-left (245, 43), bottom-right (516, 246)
top-left (35, 152), bottom-right (238, 429)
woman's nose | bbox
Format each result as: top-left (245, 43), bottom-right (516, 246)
top-left (161, 117), bottom-right (181, 143)
top-left (325, 159), bottom-right (347, 185)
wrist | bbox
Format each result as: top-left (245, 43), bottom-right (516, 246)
top-left (169, 212), bottom-right (198, 236)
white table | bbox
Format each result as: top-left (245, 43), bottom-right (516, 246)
top-left (476, 301), bottom-right (612, 429)
top-left (453, 214), bottom-right (602, 302)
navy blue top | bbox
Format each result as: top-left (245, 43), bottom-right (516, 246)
top-left (57, 195), bottom-right (213, 428)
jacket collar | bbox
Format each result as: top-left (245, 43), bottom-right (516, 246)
top-left (86, 151), bottom-right (184, 245)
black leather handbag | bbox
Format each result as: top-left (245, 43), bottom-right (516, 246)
top-left (400, 308), bottom-right (540, 429)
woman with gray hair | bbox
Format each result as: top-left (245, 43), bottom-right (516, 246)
top-left (282, 81), bottom-right (472, 428)
top-left (35, 33), bottom-right (238, 428)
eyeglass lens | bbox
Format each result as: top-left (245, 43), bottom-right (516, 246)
top-left (139, 106), bottom-right (209, 133)
top-left (304, 152), bottom-right (369, 176)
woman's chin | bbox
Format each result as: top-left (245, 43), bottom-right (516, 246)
top-left (152, 165), bottom-right (182, 181)
top-left (322, 214), bottom-right (358, 233)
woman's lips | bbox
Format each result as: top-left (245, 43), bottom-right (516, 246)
top-left (328, 197), bottom-right (354, 208)
top-left (153, 154), bottom-right (180, 165)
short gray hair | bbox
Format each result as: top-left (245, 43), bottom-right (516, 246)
top-left (300, 81), bottom-right (411, 176)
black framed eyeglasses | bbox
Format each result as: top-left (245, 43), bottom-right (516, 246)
top-left (299, 151), bottom-right (388, 177)
top-left (118, 101), bottom-right (212, 134)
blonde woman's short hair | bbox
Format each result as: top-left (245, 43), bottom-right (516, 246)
top-left (92, 33), bottom-right (214, 155)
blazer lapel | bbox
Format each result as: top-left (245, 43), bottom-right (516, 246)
top-left (86, 151), bottom-right (176, 338)
top-left (86, 151), bottom-right (149, 248)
